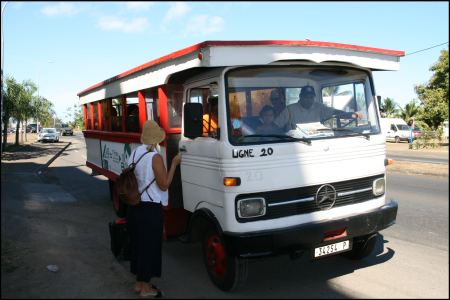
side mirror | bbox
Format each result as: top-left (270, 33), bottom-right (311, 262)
top-left (184, 102), bottom-right (203, 139)
top-left (376, 95), bottom-right (382, 110)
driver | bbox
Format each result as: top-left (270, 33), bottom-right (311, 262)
top-left (274, 86), bottom-right (363, 131)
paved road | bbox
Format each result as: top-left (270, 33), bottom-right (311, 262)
top-left (1, 135), bottom-right (448, 298)
top-left (386, 142), bottom-right (448, 165)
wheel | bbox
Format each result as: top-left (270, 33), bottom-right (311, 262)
top-left (109, 180), bottom-right (127, 218)
top-left (395, 136), bottom-right (401, 143)
top-left (202, 227), bottom-right (248, 291)
top-left (343, 233), bottom-right (378, 260)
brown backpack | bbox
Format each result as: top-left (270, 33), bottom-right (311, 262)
top-left (116, 150), bottom-right (154, 206)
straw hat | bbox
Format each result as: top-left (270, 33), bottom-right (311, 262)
top-left (140, 120), bottom-right (165, 145)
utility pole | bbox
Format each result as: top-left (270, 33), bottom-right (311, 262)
top-left (1, 2), bottom-right (8, 155)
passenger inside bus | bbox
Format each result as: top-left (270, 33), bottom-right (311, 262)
top-left (270, 89), bottom-right (286, 117)
top-left (256, 105), bottom-right (283, 135)
top-left (126, 104), bottom-right (140, 132)
top-left (202, 97), bottom-right (218, 137)
top-left (111, 107), bottom-right (122, 131)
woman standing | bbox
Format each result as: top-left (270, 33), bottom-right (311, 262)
top-left (127, 120), bottom-right (181, 298)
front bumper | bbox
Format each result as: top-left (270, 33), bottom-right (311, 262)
top-left (40, 136), bottom-right (58, 141)
top-left (223, 200), bottom-right (398, 258)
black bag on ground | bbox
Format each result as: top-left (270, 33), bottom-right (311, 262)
top-left (108, 218), bottom-right (131, 261)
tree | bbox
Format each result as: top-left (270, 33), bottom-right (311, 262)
top-left (2, 77), bottom-right (21, 150)
top-left (398, 99), bottom-right (421, 125)
top-left (380, 97), bottom-right (399, 117)
top-left (72, 104), bottom-right (85, 130)
top-left (415, 49), bottom-right (449, 129)
top-left (65, 103), bottom-right (84, 130)
top-left (33, 96), bottom-right (55, 128)
top-left (11, 80), bottom-right (36, 145)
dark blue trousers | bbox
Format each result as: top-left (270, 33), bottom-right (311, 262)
top-left (127, 201), bottom-right (163, 282)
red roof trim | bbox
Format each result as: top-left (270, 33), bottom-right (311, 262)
top-left (78, 40), bottom-right (405, 96)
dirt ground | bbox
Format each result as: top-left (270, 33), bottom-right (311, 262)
top-left (385, 142), bottom-right (448, 177)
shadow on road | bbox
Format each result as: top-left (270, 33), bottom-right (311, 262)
top-left (1, 143), bottom-right (65, 161)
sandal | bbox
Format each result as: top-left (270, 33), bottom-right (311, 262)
top-left (150, 285), bottom-right (164, 298)
top-left (139, 285), bottom-right (163, 298)
top-left (139, 288), bottom-right (158, 298)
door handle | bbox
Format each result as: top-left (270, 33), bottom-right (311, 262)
top-left (179, 146), bottom-right (187, 153)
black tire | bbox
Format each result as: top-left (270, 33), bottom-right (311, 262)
top-left (202, 227), bottom-right (248, 291)
top-left (343, 233), bottom-right (378, 260)
top-left (109, 180), bottom-right (127, 218)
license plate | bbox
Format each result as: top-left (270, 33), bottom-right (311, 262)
top-left (314, 240), bottom-right (350, 258)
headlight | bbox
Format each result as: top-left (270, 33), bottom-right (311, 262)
top-left (237, 198), bottom-right (266, 218)
top-left (373, 178), bottom-right (385, 196)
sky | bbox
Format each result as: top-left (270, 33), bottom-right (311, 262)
top-left (2, 1), bottom-right (449, 122)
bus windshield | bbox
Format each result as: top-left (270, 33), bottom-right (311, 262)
top-left (226, 66), bottom-right (380, 145)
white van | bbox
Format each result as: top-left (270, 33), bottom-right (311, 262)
top-left (380, 117), bottom-right (410, 143)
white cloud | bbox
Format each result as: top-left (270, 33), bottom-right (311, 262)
top-left (41, 2), bottom-right (80, 17)
top-left (125, 2), bottom-right (155, 10)
top-left (98, 16), bottom-right (149, 33)
top-left (185, 15), bottom-right (224, 35)
top-left (163, 2), bottom-right (190, 23)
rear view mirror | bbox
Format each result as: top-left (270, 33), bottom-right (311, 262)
top-left (184, 103), bottom-right (203, 139)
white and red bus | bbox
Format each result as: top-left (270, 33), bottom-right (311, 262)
top-left (78, 40), bottom-right (403, 291)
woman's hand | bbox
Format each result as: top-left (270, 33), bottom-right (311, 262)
top-left (172, 153), bottom-right (182, 166)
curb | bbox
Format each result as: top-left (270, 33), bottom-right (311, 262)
top-left (36, 142), bottom-right (72, 175)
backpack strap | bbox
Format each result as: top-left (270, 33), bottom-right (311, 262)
top-left (130, 149), bottom-right (150, 168)
top-left (130, 149), bottom-right (137, 165)
top-left (140, 178), bottom-right (156, 202)
top-left (134, 149), bottom-right (156, 201)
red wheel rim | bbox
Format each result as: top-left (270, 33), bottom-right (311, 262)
top-left (206, 233), bottom-right (227, 278)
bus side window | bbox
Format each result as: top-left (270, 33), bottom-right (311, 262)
top-left (145, 89), bottom-right (159, 123)
top-left (126, 104), bottom-right (139, 132)
top-left (101, 100), bottom-right (110, 131)
top-left (111, 98), bottom-right (122, 131)
top-left (86, 104), bottom-right (92, 129)
top-left (166, 85), bottom-right (183, 128)
top-left (93, 102), bottom-right (99, 130)
top-left (125, 94), bottom-right (140, 132)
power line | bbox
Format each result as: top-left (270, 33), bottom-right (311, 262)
top-left (405, 42), bottom-right (448, 56)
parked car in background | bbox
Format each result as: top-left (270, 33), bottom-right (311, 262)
top-left (27, 124), bottom-right (38, 133)
top-left (411, 125), bottom-right (423, 139)
top-left (38, 128), bottom-right (59, 143)
top-left (60, 123), bottom-right (73, 136)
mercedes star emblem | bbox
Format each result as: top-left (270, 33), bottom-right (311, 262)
top-left (315, 184), bottom-right (337, 210)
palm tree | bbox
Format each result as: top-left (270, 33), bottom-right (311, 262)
top-left (2, 77), bottom-right (21, 149)
top-left (380, 97), bottom-right (399, 118)
top-left (10, 80), bottom-right (36, 145)
top-left (399, 99), bottom-right (421, 125)
top-left (323, 86), bottom-right (340, 107)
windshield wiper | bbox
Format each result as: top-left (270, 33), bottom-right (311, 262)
top-left (241, 134), bottom-right (312, 145)
top-left (316, 128), bottom-right (370, 140)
